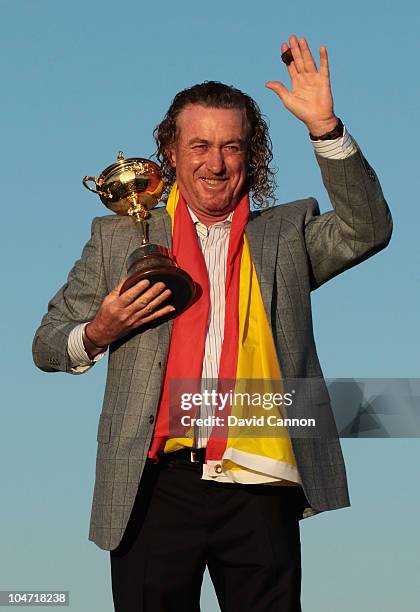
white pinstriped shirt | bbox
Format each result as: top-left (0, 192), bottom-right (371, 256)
top-left (188, 208), bottom-right (232, 448)
top-left (67, 129), bottom-right (357, 482)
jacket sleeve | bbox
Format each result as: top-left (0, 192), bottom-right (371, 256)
top-left (32, 217), bottom-right (109, 373)
top-left (304, 144), bottom-right (393, 290)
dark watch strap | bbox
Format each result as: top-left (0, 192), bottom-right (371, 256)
top-left (309, 117), bottom-right (344, 141)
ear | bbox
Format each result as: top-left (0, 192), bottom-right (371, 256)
top-left (167, 146), bottom-right (176, 168)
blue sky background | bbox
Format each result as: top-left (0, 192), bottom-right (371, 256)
top-left (1, 1), bottom-right (419, 610)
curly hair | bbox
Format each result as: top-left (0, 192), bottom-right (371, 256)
top-left (153, 81), bottom-right (276, 208)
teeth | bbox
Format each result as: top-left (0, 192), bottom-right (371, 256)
top-left (202, 178), bottom-right (225, 185)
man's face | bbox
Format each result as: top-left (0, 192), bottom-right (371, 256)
top-left (168, 105), bottom-right (249, 219)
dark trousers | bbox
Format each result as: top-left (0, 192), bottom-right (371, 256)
top-left (110, 455), bottom-right (308, 612)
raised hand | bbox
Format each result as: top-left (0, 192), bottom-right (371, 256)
top-left (266, 35), bottom-right (338, 137)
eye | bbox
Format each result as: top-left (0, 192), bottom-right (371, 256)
top-left (225, 145), bottom-right (240, 152)
top-left (192, 144), bottom-right (207, 150)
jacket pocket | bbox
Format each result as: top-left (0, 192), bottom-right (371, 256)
top-left (96, 414), bottom-right (111, 443)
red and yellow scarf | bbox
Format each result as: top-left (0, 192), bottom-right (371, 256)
top-left (148, 183), bottom-right (299, 483)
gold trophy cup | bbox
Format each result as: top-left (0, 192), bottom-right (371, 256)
top-left (83, 151), bottom-right (195, 319)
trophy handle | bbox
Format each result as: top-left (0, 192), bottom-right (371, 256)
top-left (82, 176), bottom-right (112, 199)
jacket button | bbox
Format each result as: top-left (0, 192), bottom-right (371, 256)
top-left (158, 362), bottom-right (162, 368)
top-left (148, 415), bottom-right (155, 424)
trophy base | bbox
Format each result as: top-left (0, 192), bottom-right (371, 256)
top-left (121, 249), bottom-right (196, 319)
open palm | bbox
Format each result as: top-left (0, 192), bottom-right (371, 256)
top-left (266, 35), bottom-right (337, 136)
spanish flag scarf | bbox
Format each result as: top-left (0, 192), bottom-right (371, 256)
top-left (148, 183), bottom-right (299, 483)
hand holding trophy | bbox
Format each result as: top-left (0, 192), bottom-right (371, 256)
top-left (83, 152), bottom-right (195, 322)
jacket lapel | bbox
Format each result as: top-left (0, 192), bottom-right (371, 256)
top-left (149, 208), bottom-right (174, 348)
top-left (147, 206), bottom-right (172, 250)
top-left (245, 209), bottom-right (280, 321)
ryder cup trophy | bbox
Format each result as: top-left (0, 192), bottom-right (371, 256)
top-left (82, 151), bottom-right (195, 318)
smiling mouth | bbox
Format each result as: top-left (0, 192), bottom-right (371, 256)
top-left (200, 177), bottom-right (227, 185)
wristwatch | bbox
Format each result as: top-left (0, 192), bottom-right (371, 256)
top-left (309, 117), bottom-right (344, 141)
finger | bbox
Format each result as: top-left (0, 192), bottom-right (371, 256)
top-left (265, 80), bottom-right (290, 105)
top-left (319, 45), bottom-right (330, 77)
top-left (281, 43), bottom-right (299, 82)
top-left (110, 275), bottom-right (131, 295)
top-left (280, 43), bottom-right (293, 66)
top-left (289, 34), bottom-right (305, 73)
top-left (287, 60), bottom-right (299, 84)
top-left (299, 37), bottom-right (317, 73)
top-left (135, 288), bottom-right (172, 317)
top-left (128, 285), bottom-right (171, 316)
top-left (119, 279), bottom-right (155, 306)
top-left (133, 304), bottom-right (176, 327)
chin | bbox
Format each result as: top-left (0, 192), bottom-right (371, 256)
top-left (206, 200), bottom-right (229, 210)
top-left (204, 203), bottom-right (232, 215)
top-left (203, 195), bottom-right (236, 209)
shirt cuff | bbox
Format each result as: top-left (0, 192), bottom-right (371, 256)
top-left (67, 323), bottom-right (106, 373)
top-left (310, 125), bottom-right (358, 159)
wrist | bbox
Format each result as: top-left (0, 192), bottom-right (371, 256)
top-left (83, 323), bottom-right (108, 359)
top-left (306, 115), bottom-right (339, 138)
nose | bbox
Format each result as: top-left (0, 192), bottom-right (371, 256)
top-left (205, 146), bottom-right (225, 175)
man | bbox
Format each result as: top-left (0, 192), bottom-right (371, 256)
top-left (33, 35), bottom-right (392, 611)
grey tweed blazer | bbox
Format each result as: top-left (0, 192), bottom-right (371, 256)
top-left (33, 147), bottom-right (392, 550)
